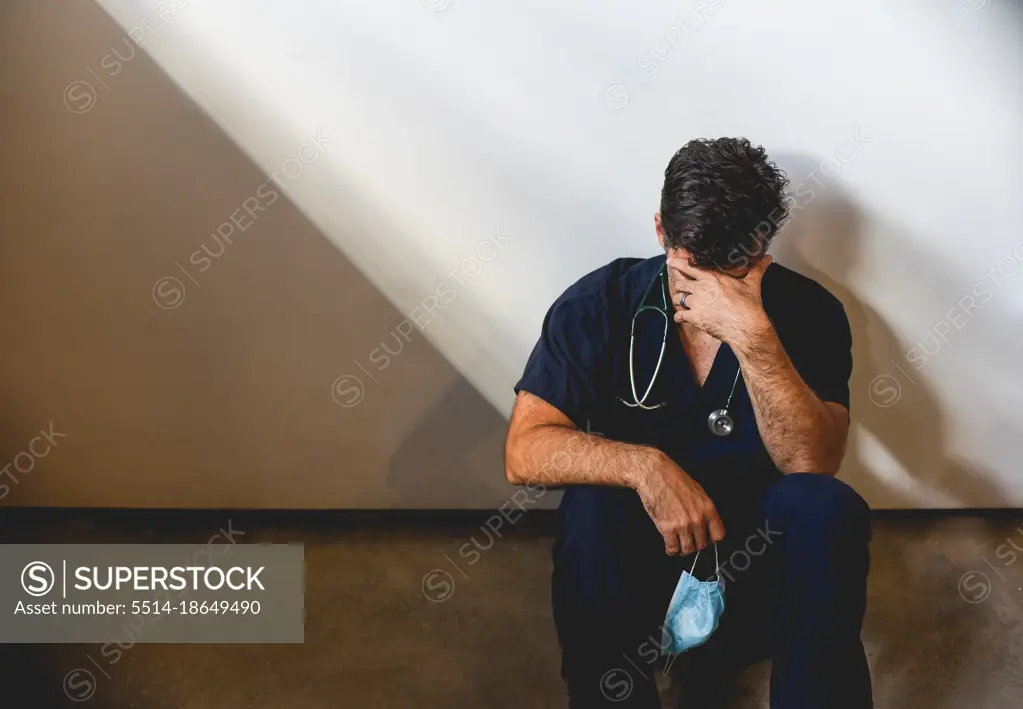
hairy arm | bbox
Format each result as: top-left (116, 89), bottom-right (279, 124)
top-left (505, 391), bottom-right (725, 555)
top-left (668, 255), bottom-right (851, 475)
top-left (504, 391), bottom-right (660, 489)
top-left (732, 315), bottom-right (849, 474)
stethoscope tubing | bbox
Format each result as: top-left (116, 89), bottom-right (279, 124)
top-left (618, 263), bottom-right (742, 434)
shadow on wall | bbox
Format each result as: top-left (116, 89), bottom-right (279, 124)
top-left (761, 154), bottom-right (1014, 709)
top-left (770, 153), bottom-right (1008, 510)
top-left (386, 377), bottom-right (518, 508)
top-left (0, 0), bottom-right (518, 510)
top-left (2, 0), bottom-right (1013, 513)
top-left (386, 147), bottom-right (1022, 512)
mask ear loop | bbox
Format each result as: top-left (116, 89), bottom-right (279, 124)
top-left (662, 543), bottom-right (719, 677)
top-left (685, 542), bottom-right (720, 580)
top-left (663, 647), bottom-right (681, 676)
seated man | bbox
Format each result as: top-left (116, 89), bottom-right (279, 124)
top-left (504, 137), bottom-right (872, 708)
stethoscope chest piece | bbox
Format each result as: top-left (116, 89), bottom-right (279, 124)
top-left (707, 408), bottom-right (734, 437)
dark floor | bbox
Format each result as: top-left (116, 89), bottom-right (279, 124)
top-left (1, 510), bottom-right (1022, 708)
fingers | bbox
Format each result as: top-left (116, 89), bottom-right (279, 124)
top-left (673, 281), bottom-right (724, 318)
top-left (662, 528), bottom-right (699, 556)
top-left (667, 522), bottom-right (719, 558)
top-left (667, 257), bottom-right (709, 282)
top-left (690, 522), bottom-right (708, 552)
top-left (694, 486), bottom-right (726, 543)
top-left (644, 465), bottom-right (722, 557)
top-left (746, 254), bottom-right (774, 282)
top-left (707, 509), bottom-right (726, 543)
top-left (678, 530), bottom-right (696, 556)
top-left (663, 532), bottom-right (680, 557)
top-left (663, 529), bottom-right (696, 556)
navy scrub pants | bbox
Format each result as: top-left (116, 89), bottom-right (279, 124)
top-left (551, 473), bottom-right (873, 709)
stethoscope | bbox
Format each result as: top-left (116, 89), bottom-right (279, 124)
top-left (618, 264), bottom-right (743, 437)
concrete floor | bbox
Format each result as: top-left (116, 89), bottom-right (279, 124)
top-left (2, 510), bottom-right (1022, 708)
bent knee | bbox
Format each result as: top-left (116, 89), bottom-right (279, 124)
top-left (763, 473), bottom-right (871, 542)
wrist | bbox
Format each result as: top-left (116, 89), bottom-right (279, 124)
top-left (628, 446), bottom-right (668, 492)
top-left (732, 309), bottom-right (774, 357)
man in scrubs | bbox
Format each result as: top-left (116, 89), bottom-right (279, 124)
top-left (505, 138), bottom-right (872, 708)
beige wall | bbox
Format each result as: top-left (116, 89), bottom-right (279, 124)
top-left (91, 0), bottom-right (1023, 512)
top-left (0, 0), bottom-right (519, 509)
top-left (2, 1), bottom-right (1016, 511)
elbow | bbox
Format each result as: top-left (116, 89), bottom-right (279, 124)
top-left (503, 437), bottom-right (527, 486)
top-left (813, 408), bottom-right (849, 475)
top-left (787, 450), bottom-right (843, 476)
top-left (814, 458), bottom-right (843, 476)
top-left (785, 423), bottom-right (847, 475)
top-left (504, 456), bottom-right (524, 486)
top-left (817, 432), bottom-right (849, 475)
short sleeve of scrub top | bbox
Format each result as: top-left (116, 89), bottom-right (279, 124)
top-left (769, 288), bottom-right (853, 413)
top-left (513, 277), bottom-right (616, 430)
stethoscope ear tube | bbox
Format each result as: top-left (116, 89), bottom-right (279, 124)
top-left (619, 266), bottom-right (670, 410)
top-left (621, 328), bottom-right (669, 410)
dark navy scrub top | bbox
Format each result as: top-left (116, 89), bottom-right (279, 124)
top-left (514, 255), bottom-right (853, 522)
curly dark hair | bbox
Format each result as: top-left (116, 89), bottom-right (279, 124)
top-left (660, 137), bottom-right (790, 270)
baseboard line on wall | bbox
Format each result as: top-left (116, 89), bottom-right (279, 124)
top-left (1, 505), bottom-right (1020, 535)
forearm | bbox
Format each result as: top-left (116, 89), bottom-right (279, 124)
top-left (733, 318), bottom-right (845, 474)
top-left (505, 423), bottom-right (662, 490)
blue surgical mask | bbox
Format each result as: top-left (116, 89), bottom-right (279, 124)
top-left (662, 544), bottom-right (726, 667)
